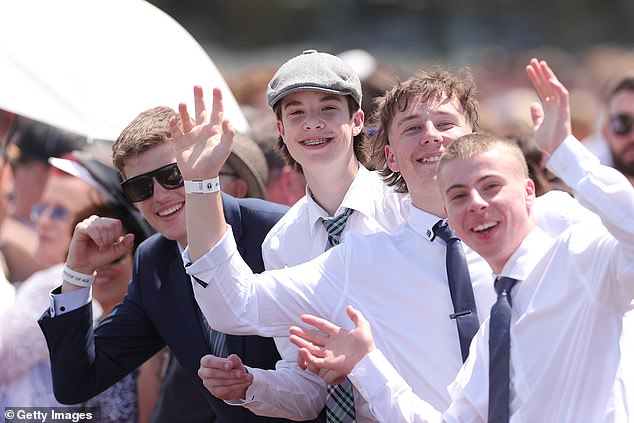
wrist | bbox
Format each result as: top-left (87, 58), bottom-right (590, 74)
top-left (62, 264), bottom-right (96, 288)
top-left (184, 176), bottom-right (220, 194)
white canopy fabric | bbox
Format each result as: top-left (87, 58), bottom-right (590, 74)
top-left (0, 0), bottom-right (249, 141)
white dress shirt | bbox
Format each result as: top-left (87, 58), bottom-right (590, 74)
top-left (236, 165), bottom-right (410, 419)
top-left (344, 137), bottom-right (634, 422)
top-left (186, 204), bottom-right (498, 422)
top-left (184, 144), bottom-right (600, 422)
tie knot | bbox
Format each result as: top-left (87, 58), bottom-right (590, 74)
top-left (321, 208), bottom-right (354, 249)
top-left (433, 219), bottom-right (457, 242)
top-left (494, 276), bottom-right (519, 296)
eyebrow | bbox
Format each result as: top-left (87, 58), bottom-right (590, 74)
top-left (444, 174), bottom-right (497, 195)
top-left (282, 94), bottom-right (345, 111)
top-left (395, 110), bottom-right (459, 129)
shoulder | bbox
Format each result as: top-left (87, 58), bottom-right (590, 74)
top-left (222, 193), bottom-right (288, 224)
top-left (262, 197), bottom-right (309, 244)
top-left (136, 232), bottom-right (175, 259)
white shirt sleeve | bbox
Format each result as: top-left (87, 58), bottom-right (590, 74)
top-left (225, 361), bottom-right (326, 420)
top-left (348, 349), bottom-right (448, 423)
top-left (183, 225), bottom-right (347, 338)
top-left (547, 135), bottom-right (634, 303)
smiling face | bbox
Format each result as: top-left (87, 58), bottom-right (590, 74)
top-left (385, 94), bottom-right (472, 207)
top-left (276, 90), bottom-right (363, 178)
top-left (438, 140), bottom-right (536, 273)
top-left (121, 142), bottom-right (187, 245)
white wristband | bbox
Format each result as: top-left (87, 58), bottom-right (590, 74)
top-left (184, 177), bottom-right (220, 194)
top-left (62, 264), bottom-right (96, 288)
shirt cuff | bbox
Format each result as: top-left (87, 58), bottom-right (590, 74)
top-left (349, 349), bottom-right (395, 401)
top-left (183, 224), bottom-right (233, 284)
top-left (546, 134), bottom-right (599, 185)
top-left (49, 285), bottom-right (91, 317)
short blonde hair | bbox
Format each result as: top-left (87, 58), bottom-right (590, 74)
top-left (437, 132), bottom-right (528, 178)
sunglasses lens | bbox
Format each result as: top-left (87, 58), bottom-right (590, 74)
top-left (121, 163), bottom-right (182, 202)
top-left (155, 164), bottom-right (184, 190)
top-left (610, 114), bottom-right (633, 136)
top-left (121, 177), bottom-right (153, 202)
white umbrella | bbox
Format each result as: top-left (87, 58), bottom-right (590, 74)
top-left (0, 0), bottom-right (249, 141)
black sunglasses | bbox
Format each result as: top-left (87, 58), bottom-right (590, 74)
top-left (121, 163), bottom-right (184, 202)
top-left (609, 114), bottom-right (634, 136)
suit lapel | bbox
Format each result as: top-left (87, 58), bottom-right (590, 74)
top-left (220, 193), bottom-right (246, 358)
top-left (166, 241), bottom-right (210, 355)
top-left (222, 193), bottom-right (246, 258)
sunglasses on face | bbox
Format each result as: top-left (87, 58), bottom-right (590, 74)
top-left (31, 203), bottom-right (70, 223)
top-left (121, 163), bottom-right (184, 203)
top-left (609, 114), bottom-right (634, 136)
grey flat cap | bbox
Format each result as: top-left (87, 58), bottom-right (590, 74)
top-left (266, 49), bottom-right (362, 108)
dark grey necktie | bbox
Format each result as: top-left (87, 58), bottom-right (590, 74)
top-left (433, 219), bottom-right (480, 362)
top-left (197, 305), bottom-right (228, 358)
top-left (488, 276), bottom-right (519, 423)
top-left (322, 208), bottom-right (356, 423)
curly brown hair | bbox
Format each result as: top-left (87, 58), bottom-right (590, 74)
top-left (369, 67), bottom-right (479, 194)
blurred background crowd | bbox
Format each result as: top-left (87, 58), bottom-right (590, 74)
top-left (0, 0), bottom-right (632, 421)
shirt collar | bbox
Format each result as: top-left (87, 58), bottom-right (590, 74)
top-left (497, 227), bottom-right (555, 281)
top-left (306, 164), bottom-right (374, 237)
top-left (407, 204), bottom-right (443, 242)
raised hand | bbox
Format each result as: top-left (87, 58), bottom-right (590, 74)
top-left (289, 306), bottom-right (376, 386)
top-left (525, 58), bottom-right (572, 155)
top-left (198, 354), bottom-right (253, 400)
top-left (169, 86), bottom-right (234, 181)
top-left (65, 216), bottom-right (134, 275)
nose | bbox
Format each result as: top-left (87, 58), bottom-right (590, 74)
top-left (303, 111), bottom-right (324, 130)
top-left (468, 189), bottom-right (489, 213)
top-left (420, 121), bottom-right (442, 145)
top-left (151, 177), bottom-right (168, 198)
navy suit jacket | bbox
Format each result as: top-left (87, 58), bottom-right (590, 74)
top-left (39, 194), bottom-right (318, 423)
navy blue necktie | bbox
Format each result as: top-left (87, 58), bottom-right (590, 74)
top-left (433, 219), bottom-right (480, 362)
top-left (488, 276), bottom-right (519, 423)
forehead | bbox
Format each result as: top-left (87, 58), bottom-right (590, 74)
top-left (280, 90), bottom-right (347, 107)
top-left (392, 94), bottom-right (466, 124)
top-left (121, 143), bottom-right (175, 180)
top-left (41, 174), bottom-right (94, 211)
top-left (439, 149), bottom-right (517, 189)
top-left (608, 89), bottom-right (634, 113)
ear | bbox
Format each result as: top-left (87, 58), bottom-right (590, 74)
top-left (385, 144), bottom-right (399, 172)
top-left (276, 120), bottom-right (285, 137)
top-left (525, 178), bottom-right (536, 211)
top-left (351, 109), bottom-right (365, 137)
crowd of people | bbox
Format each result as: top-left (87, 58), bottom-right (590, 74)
top-left (0, 42), bottom-right (632, 423)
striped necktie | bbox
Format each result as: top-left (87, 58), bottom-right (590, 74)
top-left (321, 208), bottom-right (356, 423)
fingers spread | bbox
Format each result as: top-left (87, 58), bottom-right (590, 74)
top-left (178, 103), bottom-right (194, 133)
top-left (210, 87), bottom-right (224, 126)
top-left (194, 85), bottom-right (208, 125)
top-left (301, 313), bottom-right (341, 336)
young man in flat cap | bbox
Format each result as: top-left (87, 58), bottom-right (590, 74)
top-left (185, 50), bottom-right (408, 421)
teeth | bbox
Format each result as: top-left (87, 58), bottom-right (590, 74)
top-left (302, 138), bottom-right (329, 146)
top-left (473, 222), bottom-right (496, 232)
top-left (419, 156), bottom-right (440, 163)
top-left (158, 203), bottom-right (182, 217)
